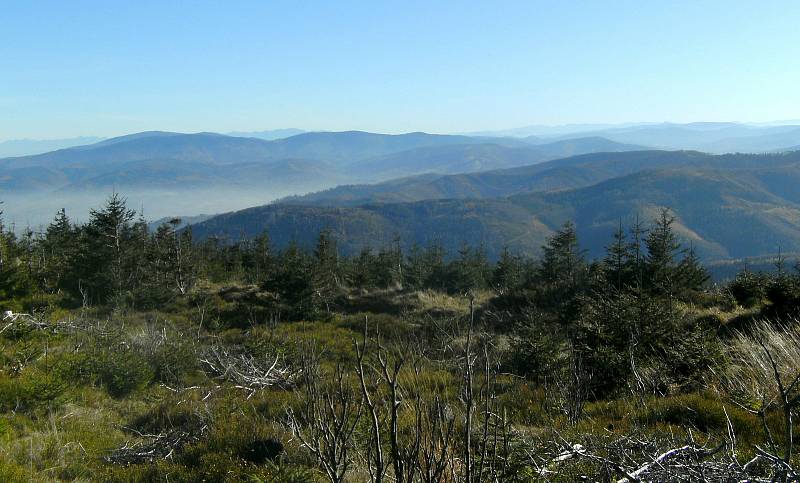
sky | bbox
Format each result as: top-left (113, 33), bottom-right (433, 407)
top-left (2, 0), bottom-right (800, 141)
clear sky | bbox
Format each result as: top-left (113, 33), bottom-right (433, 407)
top-left (2, 0), bottom-right (799, 140)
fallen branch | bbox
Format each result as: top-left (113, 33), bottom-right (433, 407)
top-left (107, 426), bottom-right (207, 465)
top-left (199, 345), bottom-right (300, 395)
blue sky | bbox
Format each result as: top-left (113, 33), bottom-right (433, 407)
top-left (2, 0), bottom-right (799, 140)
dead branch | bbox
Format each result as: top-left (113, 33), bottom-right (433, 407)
top-left (199, 345), bottom-right (300, 395)
top-left (288, 360), bottom-right (362, 483)
top-left (107, 426), bottom-right (207, 465)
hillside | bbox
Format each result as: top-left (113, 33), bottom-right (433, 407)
top-left (0, 130), bottom-right (602, 225)
top-left (278, 150), bottom-right (800, 206)
top-left (191, 164), bottom-right (800, 262)
top-left (566, 123), bottom-right (794, 151)
top-left (189, 197), bottom-right (548, 257)
top-left (346, 136), bottom-right (645, 181)
top-left (521, 135), bottom-right (646, 155)
top-left (63, 158), bottom-right (341, 191)
top-left (345, 143), bottom-right (549, 181)
top-left (6, 129), bottom-right (800, 232)
top-left (514, 166), bottom-right (800, 259)
top-left (700, 126), bottom-right (800, 153)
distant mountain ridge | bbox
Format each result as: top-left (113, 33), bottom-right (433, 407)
top-left (0, 136), bottom-right (105, 158)
top-left (226, 128), bottom-right (306, 140)
top-left (473, 122), bottom-right (800, 154)
top-left (0, 129), bottom-right (654, 226)
top-left (0, 130), bottom-right (646, 193)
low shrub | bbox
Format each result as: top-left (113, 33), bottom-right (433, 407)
top-left (765, 276), bottom-right (800, 317)
top-left (0, 370), bottom-right (67, 412)
top-left (727, 271), bottom-right (769, 309)
top-left (0, 461), bottom-right (27, 483)
top-left (57, 349), bottom-right (153, 398)
top-left (637, 393), bottom-right (759, 439)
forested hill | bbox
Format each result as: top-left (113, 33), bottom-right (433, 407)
top-left (189, 162), bottom-right (800, 262)
top-left (343, 136), bottom-right (646, 181)
top-left (276, 149), bottom-right (800, 206)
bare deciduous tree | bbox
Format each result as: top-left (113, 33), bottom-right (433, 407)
top-left (289, 357), bottom-right (361, 483)
top-left (354, 318), bottom-right (388, 483)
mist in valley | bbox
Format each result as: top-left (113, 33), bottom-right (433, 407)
top-left (0, 186), bottom-right (322, 230)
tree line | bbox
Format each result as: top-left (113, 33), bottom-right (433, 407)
top-left (0, 196), bottom-right (711, 310)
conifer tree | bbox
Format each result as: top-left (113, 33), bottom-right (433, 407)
top-left (264, 241), bottom-right (315, 319)
top-left (43, 208), bottom-right (78, 293)
top-left (17, 227), bottom-right (40, 286)
top-left (450, 243), bottom-right (489, 293)
top-left (391, 234), bottom-right (403, 288)
top-left (313, 229), bottom-right (340, 312)
top-left (629, 215), bottom-right (647, 290)
top-left (373, 245), bottom-right (402, 289)
top-left (77, 193), bottom-right (137, 305)
top-left (644, 208), bottom-right (682, 296)
top-left (677, 242), bottom-right (709, 291)
top-left (540, 221), bottom-right (585, 287)
top-left (128, 212), bottom-right (151, 293)
top-left (346, 247), bottom-right (375, 289)
top-left (0, 207), bottom-right (34, 308)
top-left (250, 229), bottom-right (273, 283)
top-left (424, 240), bottom-right (448, 290)
top-left (492, 246), bottom-right (523, 294)
top-left (538, 222), bottom-right (587, 323)
top-left (603, 220), bottom-right (634, 291)
top-left (403, 243), bottom-right (430, 290)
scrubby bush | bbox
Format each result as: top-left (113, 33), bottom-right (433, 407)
top-left (129, 400), bottom-right (206, 435)
top-left (128, 325), bottom-right (199, 386)
top-left (57, 348), bottom-right (153, 398)
top-left (505, 314), bottom-right (562, 384)
top-left (638, 393), bottom-right (738, 433)
top-left (173, 414), bottom-right (289, 480)
top-left (0, 370), bottom-right (66, 412)
top-left (148, 342), bottom-right (197, 385)
top-left (0, 461), bottom-right (27, 482)
top-left (337, 312), bottom-right (412, 339)
top-left (99, 349), bottom-right (154, 397)
top-left (765, 275), bottom-right (800, 317)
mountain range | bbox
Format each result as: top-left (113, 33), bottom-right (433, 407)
top-left (4, 124), bottom-right (800, 268)
top-left (0, 130), bottom-right (643, 193)
top-left (190, 150), bottom-right (800, 263)
top-left (475, 122), bottom-right (800, 153)
top-left (225, 128), bottom-right (306, 140)
top-left (276, 150), bottom-right (798, 206)
top-left (5, 123), bottom-right (800, 196)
